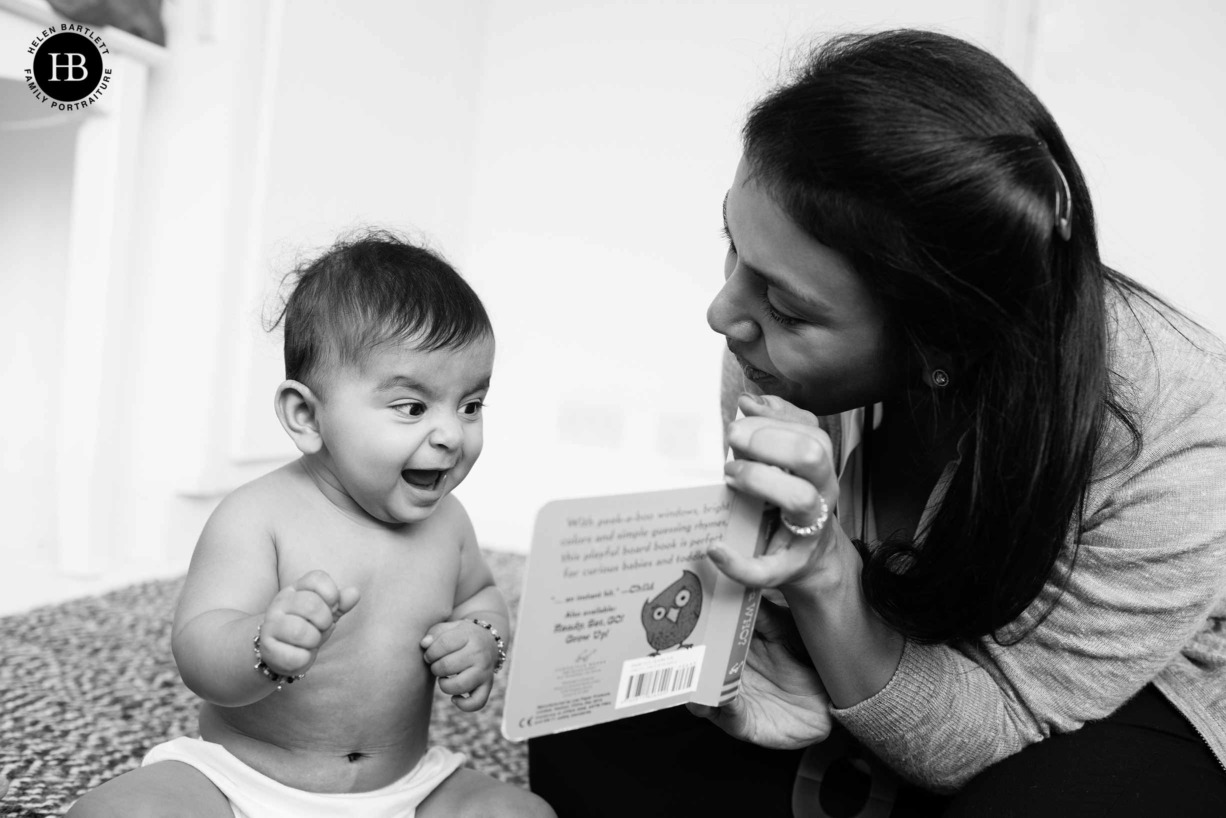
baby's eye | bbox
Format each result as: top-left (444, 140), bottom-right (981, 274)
top-left (394, 402), bottom-right (426, 417)
top-left (460, 400), bottom-right (485, 418)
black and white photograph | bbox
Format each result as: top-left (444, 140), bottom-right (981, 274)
top-left (2, 1), bottom-right (1225, 816)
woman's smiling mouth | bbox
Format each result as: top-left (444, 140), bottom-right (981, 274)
top-left (735, 354), bottom-right (776, 384)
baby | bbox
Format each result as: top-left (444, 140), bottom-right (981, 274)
top-left (69, 232), bottom-right (553, 818)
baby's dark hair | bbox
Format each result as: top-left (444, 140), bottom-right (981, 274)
top-left (268, 229), bottom-right (492, 393)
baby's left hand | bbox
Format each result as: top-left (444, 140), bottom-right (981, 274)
top-left (420, 620), bottom-right (501, 711)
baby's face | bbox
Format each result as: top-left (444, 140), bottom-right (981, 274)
top-left (312, 335), bottom-right (494, 525)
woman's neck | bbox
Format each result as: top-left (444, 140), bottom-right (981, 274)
top-left (876, 395), bottom-right (963, 478)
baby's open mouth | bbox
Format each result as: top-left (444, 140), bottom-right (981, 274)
top-left (401, 469), bottom-right (446, 490)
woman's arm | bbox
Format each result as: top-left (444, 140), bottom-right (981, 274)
top-left (711, 386), bottom-right (1226, 791)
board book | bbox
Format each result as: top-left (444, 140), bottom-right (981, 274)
top-left (501, 484), bottom-right (769, 741)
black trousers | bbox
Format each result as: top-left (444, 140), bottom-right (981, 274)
top-left (530, 706), bottom-right (803, 817)
top-left (528, 685), bottom-right (1226, 818)
top-left (943, 684), bottom-right (1226, 817)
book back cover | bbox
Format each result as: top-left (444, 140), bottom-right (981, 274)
top-left (502, 485), bottom-right (766, 741)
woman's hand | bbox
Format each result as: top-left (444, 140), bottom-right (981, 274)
top-left (709, 393), bottom-right (851, 591)
top-left (688, 599), bottom-right (833, 749)
top-left (710, 394), bottom-right (905, 718)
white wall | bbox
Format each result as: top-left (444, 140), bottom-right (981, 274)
top-left (458, 0), bottom-right (1011, 551)
top-left (3, 0), bottom-right (1224, 612)
top-left (0, 81), bottom-right (75, 560)
top-left (1031, 0), bottom-right (1226, 332)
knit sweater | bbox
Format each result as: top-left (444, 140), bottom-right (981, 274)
top-left (720, 288), bottom-right (1226, 792)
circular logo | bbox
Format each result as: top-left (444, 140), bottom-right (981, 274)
top-left (31, 32), bottom-right (104, 102)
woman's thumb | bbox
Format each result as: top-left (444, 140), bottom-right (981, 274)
top-left (685, 698), bottom-right (744, 736)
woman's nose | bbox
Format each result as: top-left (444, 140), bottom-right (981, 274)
top-left (706, 269), bottom-right (760, 344)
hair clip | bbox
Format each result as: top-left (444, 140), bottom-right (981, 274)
top-left (1051, 158), bottom-right (1072, 241)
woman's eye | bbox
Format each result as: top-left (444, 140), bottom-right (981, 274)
top-left (460, 400), bottom-right (485, 418)
top-left (760, 292), bottom-right (801, 327)
top-left (395, 403), bottom-right (426, 417)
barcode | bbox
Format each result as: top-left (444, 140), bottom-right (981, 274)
top-left (622, 663), bottom-right (697, 704)
top-left (614, 644), bottom-right (705, 709)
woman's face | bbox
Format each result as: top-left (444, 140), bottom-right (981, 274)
top-left (707, 157), bottom-right (904, 416)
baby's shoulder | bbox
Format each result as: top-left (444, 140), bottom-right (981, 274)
top-left (433, 493), bottom-right (474, 529)
top-left (201, 462), bottom-right (307, 535)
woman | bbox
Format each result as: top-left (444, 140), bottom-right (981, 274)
top-left (531, 29), bottom-right (1226, 817)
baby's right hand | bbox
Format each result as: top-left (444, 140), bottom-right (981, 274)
top-left (258, 570), bottom-right (361, 677)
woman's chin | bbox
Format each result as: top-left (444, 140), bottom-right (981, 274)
top-left (749, 377), bottom-right (801, 405)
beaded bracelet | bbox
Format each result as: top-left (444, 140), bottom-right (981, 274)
top-left (472, 619), bottom-right (507, 674)
top-left (253, 623), bottom-right (305, 690)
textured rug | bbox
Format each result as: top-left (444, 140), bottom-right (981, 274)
top-left (0, 550), bottom-right (528, 817)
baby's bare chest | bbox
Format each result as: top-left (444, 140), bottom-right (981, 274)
top-left (207, 500), bottom-right (468, 784)
top-left (272, 513), bottom-right (461, 667)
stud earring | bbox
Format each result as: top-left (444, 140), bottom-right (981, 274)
top-left (931, 369), bottom-right (950, 388)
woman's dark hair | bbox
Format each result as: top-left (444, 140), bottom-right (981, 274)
top-left (743, 29), bottom-right (1146, 643)
top-left (268, 228), bottom-right (492, 394)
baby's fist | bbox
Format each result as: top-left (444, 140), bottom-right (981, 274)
top-left (420, 620), bottom-right (502, 711)
top-left (260, 570), bottom-right (360, 676)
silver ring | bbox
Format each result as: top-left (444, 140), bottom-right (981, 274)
top-left (781, 493), bottom-right (829, 537)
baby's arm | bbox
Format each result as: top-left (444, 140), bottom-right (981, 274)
top-left (420, 503), bottom-right (510, 712)
top-left (171, 487), bottom-right (359, 707)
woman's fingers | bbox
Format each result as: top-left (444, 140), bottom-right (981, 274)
top-left (716, 395), bottom-right (841, 588)
top-left (724, 458), bottom-right (830, 530)
top-left (725, 414), bottom-right (837, 537)
top-left (726, 420), bottom-right (836, 488)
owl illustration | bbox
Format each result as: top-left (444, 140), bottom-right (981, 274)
top-left (641, 570), bottom-right (703, 655)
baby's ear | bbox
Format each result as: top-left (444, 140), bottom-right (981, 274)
top-left (275, 380), bottom-right (323, 454)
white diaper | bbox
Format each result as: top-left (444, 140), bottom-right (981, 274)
top-left (142, 737), bottom-right (466, 818)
